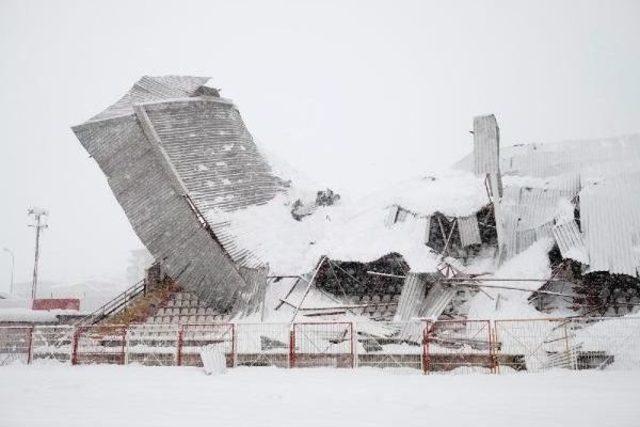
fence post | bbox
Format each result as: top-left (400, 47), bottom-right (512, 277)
top-left (26, 326), bottom-right (34, 364)
top-left (71, 327), bottom-right (80, 365)
top-left (120, 327), bottom-right (127, 365)
top-left (350, 322), bottom-right (356, 369)
top-left (563, 322), bottom-right (575, 370)
top-left (289, 328), bottom-right (296, 368)
top-left (490, 322), bottom-right (498, 374)
top-left (230, 323), bottom-right (236, 368)
top-left (176, 327), bottom-right (184, 366)
top-left (422, 321), bottom-right (431, 374)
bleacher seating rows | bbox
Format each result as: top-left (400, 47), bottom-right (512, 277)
top-left (144, 291), bottom-right (230, 325)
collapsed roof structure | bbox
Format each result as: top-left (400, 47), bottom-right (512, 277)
top-left (73, 75), bottom-right (640, 325)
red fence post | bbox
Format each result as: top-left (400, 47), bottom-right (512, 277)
top-left (489, 321), bottom-right (498, 374)
top-left (26, 327), bottom-right (34, 364)
top-left (176, 326), bottom-right (184, 366)
top-left (422, 321), bottom-right (432, 374)
top-left (349, 322), bottom-right (355, 369)
top-left (289, 328), bottom-right (296, 368)
top-left (120, 326), bottom-right (127, 365)
top-left (230, 323), bottom-right (236, 368)
top-left (71, 327), bottom-right (81, 366)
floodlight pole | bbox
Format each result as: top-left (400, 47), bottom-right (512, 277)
top-left (28, 208), bottom-right (48, 301)
top-left (2, 247), bottom-right (14, 295)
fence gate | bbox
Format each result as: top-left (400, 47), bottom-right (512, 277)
top-left (0, 327), bottom-right (32, 365)
top-left (126, 325), bottom-right (179, 366)
top-left (73, 325), bottom-right (126, 365)
top-left (292, 322), bottom-right (354, 368)
top-left (424, 320), bottom-right (493, 373)
top-left (235, 323), bottom-right (290, 368)
top-left (31, 326), bottom-right (74, 363)
top-left (356, 321), bottom-right (424, 369)
top-left (178, 323), bottom-right (235, 367)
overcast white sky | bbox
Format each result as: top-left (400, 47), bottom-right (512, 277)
top-left (1, 0), bottom-right (639, 293)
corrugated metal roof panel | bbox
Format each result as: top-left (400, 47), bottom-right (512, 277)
top-left (552, 220), bottom-right (589, 264)
top-left (580, 173), bottom-right (640, 276)
top-left (473, 115), bottom-right (500, 176)
top-left (458, 215), bottom-right (481, 247)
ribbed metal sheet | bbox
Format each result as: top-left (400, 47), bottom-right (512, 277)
top-left (393, 272), bottom-right (447, 321)
top-left (457, 215), bottom-right (481, 247)
top-left (580, 174), bottom-right (640, 276)
top-left (500, 135), bottom-right (640, 178)
top-left (552, 220), bottom-right (588, 264)
top-left (473, 115), bottom-right (500, 176)
top-left (498, 179), bottom-right (579, 259)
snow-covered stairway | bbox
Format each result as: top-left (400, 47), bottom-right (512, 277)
top-left (104, 280), bottom-right (181, 327)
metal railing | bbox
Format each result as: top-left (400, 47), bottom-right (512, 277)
top-left (72, 280), bottom-right (146, 327)
top-left (2, 317), bottom-right (640, 374)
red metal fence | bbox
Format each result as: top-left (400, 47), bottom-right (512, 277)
top-left (178, 323), bottom-right (235, 367)
top-left (0, 327), bottom-right (32, 365)
top-left (291, 322), bottom-right (354, 368)
top-left (2, 317), bottom-right (640, 374)
top-left (424, 320), bottom-right (494, 373)
top-left (73, 325), bottom-right (126, 365)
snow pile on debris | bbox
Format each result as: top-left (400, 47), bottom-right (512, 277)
top-left (207, 170), bottom-right (486, 276)
top-left (466, 239), bottom-right (554, 320)
top-left (367, 171), bottom-right (487, 217)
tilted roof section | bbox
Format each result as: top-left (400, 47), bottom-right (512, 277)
top-left (72, 75), bottom-right (285, 311)
top-left (88, 75), bottom-right (213, 122)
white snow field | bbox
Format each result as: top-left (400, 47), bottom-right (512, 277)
top-left (1, 365), bottom-right (639, 427)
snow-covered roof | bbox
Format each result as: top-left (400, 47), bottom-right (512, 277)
top-left (206, 169), bottom-right (491, 276)
top-left (0, 308), bottom-right (81, 323)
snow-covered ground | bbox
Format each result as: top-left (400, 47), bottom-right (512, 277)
top-left (1, 364), bottom-right (639, 427)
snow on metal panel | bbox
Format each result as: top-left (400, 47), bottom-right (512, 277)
top-left (139, 98), bottom-right (287, 268)
top-left (552, 220), bottom-right (588, 264)
top-left (580, 174), bottom-right (640, 276)
top-left (457, 215), bottom-right (481, 247)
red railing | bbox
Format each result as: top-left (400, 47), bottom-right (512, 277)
top-left (291, 322), bottom-right (354, 368)
top-left (3, 317), bottom-right (640, 374)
